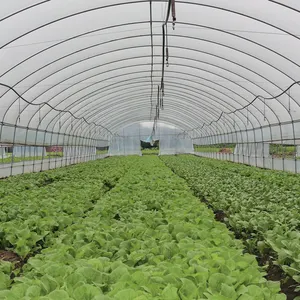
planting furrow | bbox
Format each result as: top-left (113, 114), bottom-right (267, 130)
top-left (160, 155), bottom-right (300, 299)
top-left (0, 158), bottom-right (130, 282)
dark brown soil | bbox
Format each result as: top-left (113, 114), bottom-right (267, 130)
top-left (214, 210), bottom-right (227, 222)
top-left (198, 196), bottom-right (300, 300)
top-left (163, 160), bottom-right (300, 299)
top-left (0, 250), bottom-right (23, 270)
top-left (257, 254), bottom-right (300, 300)
top-left (280, 278), bottom-right (300, 300)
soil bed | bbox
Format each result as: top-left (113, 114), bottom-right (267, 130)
top-left (165, 164), bottom-right (300, 300)
top-left (200, 197), bottom-right (300, 300)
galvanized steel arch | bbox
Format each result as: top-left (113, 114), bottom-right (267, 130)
top-left (1, 0), bottom-right (300, 141)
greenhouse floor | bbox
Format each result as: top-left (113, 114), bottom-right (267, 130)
top-left (1, 155), bottom-right (297, 299)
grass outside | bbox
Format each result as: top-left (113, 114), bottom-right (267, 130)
top-left (194, 144), bottom-right (300, 159)
top-left (47, 152), bottom-right (63, 157)
top-left (0, 152), bottom-right (64, 164)
top-left (141, 148), bottom-right (159, 155)
top-left (0, 156), bottom-right (65, 164)
top-left (194, 146), bottom-right (234, 153)
top-left (96, 149), bottom-right (109, 155)
top-left (0, 150), bottom-right (109, 164)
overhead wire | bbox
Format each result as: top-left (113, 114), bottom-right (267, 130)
top-left (187, 80), bottom-right (300, 133)
top-left (3, 25), bottom-right (298, 50)
top-left (0, 82), bottom-right (113, 136)
top-left (152, 0), bottom-right (174, 136)
top-left (3, 25), bottom-right (160, 49)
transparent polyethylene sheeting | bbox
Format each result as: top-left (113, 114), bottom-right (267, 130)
top-left (1, 0), bottom-right (300, 172)
top-left (0, 148), bottom-right (7, 158)
top-left (13, 146), bottom-right (46, 158)
top-left (108, 136), bottom-right (142, 156)
top-left (159, 136), bottom-right (194, 155)
top-left (176, 138), bottom-right (194, 154)
top-left (195, 152), bottom-right (300, 173)
top-left (234, 143), bottom-right (270, 157)
top-left (109, 122), bottom-right (194, 156)
top-left (159, 135), bottom-right (178, 155)
top-left (1, 0), bottom-right (300, 139)
top-left (63, 146), bottom-right (96, 157)
top-left (157, 125), bottom-right (194, 155)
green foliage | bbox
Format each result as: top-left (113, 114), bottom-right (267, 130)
top-left (141, 140), bottom-right (159, 149)
top-left (193, 145), bottom-right (235, 153)
top-left (141, 149), bottom-right (159, 155)
top-left (161, 155), bottom-right (300, 286)
top-left (269, 144), bottom-right (296, 157)
top-left (0, 156), bottom-right (285, 299)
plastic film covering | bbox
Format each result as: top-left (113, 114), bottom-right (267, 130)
top-left (158, 128), bottom-right (194, 155)
top-left (63, 146), bottom-right (96, 158)
top-left (109, 123), bottom-right (142, 156)
top-left (13, 146), bottom-right (46, 158)
top-left (108, 122), bottom-right (193, 156)
top-left (109, 136), bottom-right (142, 156)
top-left (0, 1), bottom-right (300, 174)
top-left (0, 148), bottom-right (7, 159)
top-left (234, 143), bottom-right (270, 158)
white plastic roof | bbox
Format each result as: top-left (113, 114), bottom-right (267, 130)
top-left (0, 0), bottom-right (300, 142)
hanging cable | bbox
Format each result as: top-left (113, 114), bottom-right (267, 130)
top-left (233, 114), bottom-right (236, 129)
top-left (150, 0), bottom-right (174, 135)
top-left (288, 88), bottom-right (291, 113)
top-left (161, 86), bottom-right (164, 109)
top-left (263, 97), bottom-right (266, 121)
top-left (161, 24), bottom-right (166, 96)
top-left (18, 97), bottom-right (21, 123)
top-left (149, 0), bottom-right (154, 119)
top-left (247, 106), bottom-right (249, 125)
top-left (164, 0), bottom-right (173, 26)
top-left (157, 85), bottom-right (160, 110)
top-left (172, 0), bottom-right (176, 29)
top-left (0, 82), bottom-right (113, 135)
top-left (187, 80), bottom-right (300, 133)
top-left (160, 0), bottom-right (173, 99)
top-left (58, 111), bottom-right (61, 129)
top-left (39, 103), bottom-right (42, 124)
top-left (71, 115), bottom-right (74, 131)
top-left (166, 24), bottom-right (169, 67)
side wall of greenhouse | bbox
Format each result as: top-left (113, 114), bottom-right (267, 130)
top-left (0, 124), bottom-right (109, 178)
top-left (193, 121), bottom-right (300, 173)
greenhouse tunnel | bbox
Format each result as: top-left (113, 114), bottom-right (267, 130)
top-left (1, 0), bottom-right (300, 175)
top-left (1, 1), bottom-right (300, 299)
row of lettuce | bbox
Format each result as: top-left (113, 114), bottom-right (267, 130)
top-left (0, 157), bottom-right (129, 259)
top-left (0, 156), bottom-right (285, 299)
top-left (161, 155), bottom-right (300, 289)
